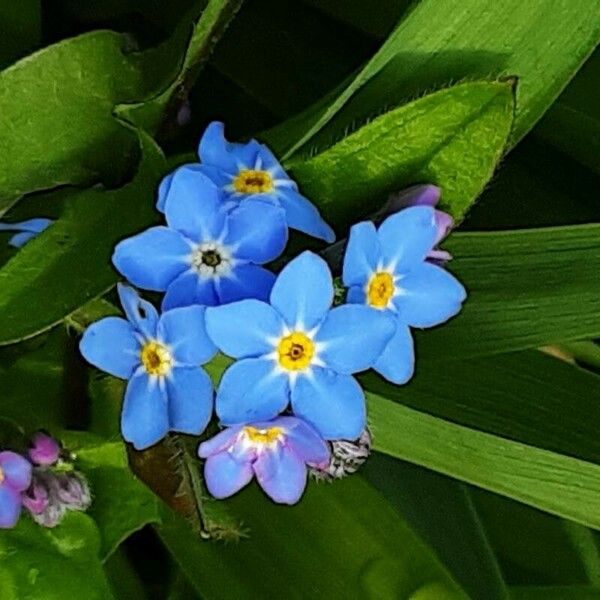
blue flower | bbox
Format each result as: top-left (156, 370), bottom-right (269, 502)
top-left (0, 218), bottom-right (53, 248)
top-left (205, 251), bottom-right (395, 440)
top-left (113, 171), bottom-right (287, 310)
top-left (0, 451), bottom-right (32, 528)
top-left (157, 122), bottom-right (335, 243)
top-left (79, 284), bottom-right (217, 450)
top-left (198, 416), bottom-right (329, 504)
top-left (342, 206), bottom-right (467, 384)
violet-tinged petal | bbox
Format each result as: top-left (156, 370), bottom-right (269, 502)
top-left (0, 485), bottom-right (22, 528)
top-left (253, 444), bottom-right (306, 505)
top-left (204, 451), bottom-right (254, 499)
top-left (22, 478), bottom-right (49, 515)
top-left (198, 425), bottom-right (245, 458)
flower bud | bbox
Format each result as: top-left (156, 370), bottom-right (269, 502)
top-left (28, 431), bottom-right (60, 466)
top-left (310, 428), bottom-right (372, 481)
top-left (53, 472), bottom-right (91, 511)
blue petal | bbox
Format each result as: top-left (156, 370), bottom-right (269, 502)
top-left (277, 417), bottom-right (330, 465)
top-left (8, 231), bottom-right (37, 248)
top-left (373, 323), bottom-right (415, 384)
top-left (158, 305), bottom-right (216, 365)
top-left (256, 144), bottom-right (288, 179)
top-left (216, 358), bottom-right (289, 425)
top-left (342, 221), bottom-right (380, 287)
top-left (163, 168), bottom-right (226, 242)
top-left (377, 206), bottom-right (438, 270)
top-left (393, 263), bottom-right (467, 328)
top-left (270, 251), bottom-right (333, 330)
top-left (315, 304), bottom-right (395, 374)
top-left (198, 425), bottom-right (244, 458)
top-left (198, 121), bottom-right (259, 173)
top-left (161, 270), bottom-right (218, 310)
top-left (291, 368), bottom-right (366, 440)
top-left (253, 444), bottom-right (306, 505)
top-left (156, 171), bottom-right (174, 213)
top-left (204, 451), bottom-right (254, 499)
top-left (205, 299), bottom-right (283, 359)
top-left (0, 218), bottom-right (52, 233)
top-left (167, 367), bottom-right (213, 435)
top-left (216, 264), bottom-right (275, 304)
top-left (276, 187), bottom-right (335, 242)
top-left (0, 486), bottom-right (21, 528)
top-left (346, 285), bottom-right (366, 304)
top-left (112, 226), bottom-right (191, 291)
top-left (224, 203), bottom-right (288, 263)
top-left (121, 372), bottom-right (169, 450)
top-left (79, 317), bottom-right (140, 379)
top-left (117, 284), bottom-right (159, 339)
top-left (0, 452), bottom-right (32, 491)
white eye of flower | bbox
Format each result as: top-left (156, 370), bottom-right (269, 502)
top-left (190, 242), bottom-right (232, 277)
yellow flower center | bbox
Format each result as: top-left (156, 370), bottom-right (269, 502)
top-left (140, 341), bottom-right (172, 376)
top-left (244, 426), bottom-right (283, 445)
top-left (233, 169), bottom-right (273, 194)
top-left (277, 332), bottom-right (314, 371)
top-left (0, 467), bottom-right (4, 485)
top-left (367, 272), bottom-right (395, 309)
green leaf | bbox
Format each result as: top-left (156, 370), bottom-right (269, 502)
top-left (158, 476), bottom-right (468, 599)
top-left (0, 512), bottom-right (112, 600)
top-left (63, 431), bottom-right (161, 560)
top-left (288, 80), bottom-right (514, 226)
top-left (367, 391), bottom-right (600, 530)
top-left (0, 31), bottom-right (156, 216)
top-left (417, 224), bottom-right (600, 360)
top-left (0, 130), bottom-right (166, 345)
top-left (363, 455), bottom-right (509, 599)
top-left (362, 350), bottom-right (600, 467)
top-left (267, 0), bottom-right (600, 157)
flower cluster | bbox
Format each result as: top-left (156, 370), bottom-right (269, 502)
top-left (80, 122), bottom-right (466, 505)
top-left (0, 432), bottom-right (90, 528)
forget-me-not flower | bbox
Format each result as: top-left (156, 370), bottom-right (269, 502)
top-left (114, 170), bottom-right (287, 310)
top-left (0, 218), bottom-right (53, 248)
top-left (205, 251), bottom-right (395, 440)
top-left (0, 451), bottom-right (32, 528)
top-left (198, 416), bottom-right (329, 504)
top-left (79, 284), bottom-right (217, 450)
top-left (157, 122), bottom-right (335, 243)
top-left (343, 206), bottom-right (466, 384)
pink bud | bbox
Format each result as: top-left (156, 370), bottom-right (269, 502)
top-left (28, 432), bottom-right (60, 466)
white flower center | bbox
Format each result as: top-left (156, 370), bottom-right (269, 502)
top-left (190, 242), bottom-right (232, 277)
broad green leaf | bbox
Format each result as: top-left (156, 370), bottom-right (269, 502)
top-left (362, 350), bottom-right (600, 467)
top-left (0, 512), bottom-right (112, 600)
top-left (0, 329), bottom-right (67, 430)
top-left (288, 81), bottom-right (514, 225)
top-left (104, 548), bottom-right (148, 600)
top-left (364, 455), bottom-right (508, 600)
top-left (367, 392), bottom-right (600, 530)
top-left (0, 0), bottom-right (40, 68)
top-left (63, 431), bottom-right (161, 560)
top-left (510, 586), bottom-right (600, 599)
top-left (0, 130), bottom-right (166, 345)
top-left (158, 476), bottom-right (468, 599)
top-left (267, 0), bottom-right (600, 157)
top-left (0, 31), bottom-right (157, 216)
top-left (120, 0), bottom-right (244, 133)
top-left (417, 224), bottom-right (600, 359)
